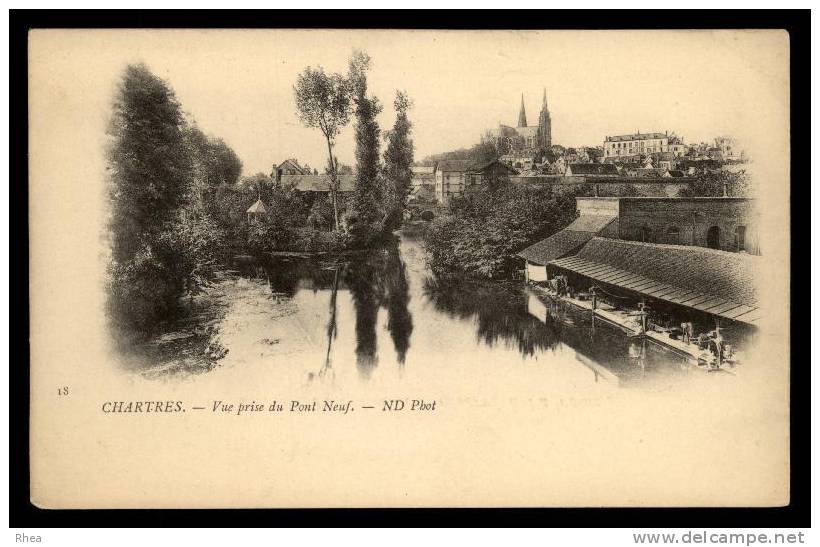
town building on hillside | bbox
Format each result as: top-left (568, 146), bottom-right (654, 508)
top-left (500, 153), bottom-right (536, 171)
top-left (654, 151), bottom-right (676, 170)
top-left (434, 159), bottom-right (519, 204)
top-left (603, 131), bottom-right (684, 160)
top-left (434, 160), bottom-right (472, 205)
top-left (465, 159), bottom-right (518, 186)
top-left (411, 165), bottom-right (436, 188)
top-left (482, 89), bottom-right (552, 160)
top-left (668, 141), bottom-right (687, 157)
top-left (713, 136), bottom-right (744, 162)
top-left (271, 158), bottom-right (315, 179)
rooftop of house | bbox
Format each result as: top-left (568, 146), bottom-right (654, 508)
top-left (605, 132), bottom-right (669, 142)
top-left (276, 158), bottom-right (312, 175)
top-left (435, 160), bottom-right (474, 173)
top-left (279, 173), bottom-right (356, 192)
top-left (467, 159), bottom-right (519, 174)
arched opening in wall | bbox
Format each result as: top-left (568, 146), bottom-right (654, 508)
top-left (666, 226), bottom-right (680, 245)
top-left (707, 226), bottom-right (721, 249)
top-left (638, 225), bottom-right (653, 243)
top-left (420, 210), bottom-right (435, 221)
top-left (735, 225), bottom-right (746, 252)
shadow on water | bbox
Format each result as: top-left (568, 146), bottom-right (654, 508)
top-left (422, 276), bottom-right (562, 357)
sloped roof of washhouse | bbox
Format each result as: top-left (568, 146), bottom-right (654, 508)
top-left (517, 213), bottom-right (617, 266)
top-left (550, 237), bottom-right (761, 324)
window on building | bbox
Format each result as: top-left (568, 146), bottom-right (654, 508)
top-left (666, 226), bottom-right (680, 245)
top-left (706, 226), bottom-right (721, 249)
top-left (735, 225), bottom-right (746, 251)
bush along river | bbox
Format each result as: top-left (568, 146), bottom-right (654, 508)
top-left (122, 230), bottom-right (694, 388)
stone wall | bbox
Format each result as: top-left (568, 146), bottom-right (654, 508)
top-left (510, 175), bottom-right (692, 197)
top-left (615, 198), bottom-right (759, 254)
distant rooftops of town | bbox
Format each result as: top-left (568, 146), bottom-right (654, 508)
top-left (605, 132), bottom-right (675, 142)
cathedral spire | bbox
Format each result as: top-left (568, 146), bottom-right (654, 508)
top-left (517, 94), bottom-right (527, 127)
top-left (537, 88), bottom-right (552, 149)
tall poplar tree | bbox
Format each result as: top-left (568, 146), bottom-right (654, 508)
top-left (348, 50), bottom-right (383, 227)
top-left (382, 90), bottom-right (414, 231)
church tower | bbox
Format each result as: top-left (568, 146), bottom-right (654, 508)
top-left (537, 88), bottom-right (552, 149)
top-left (517, 94), bottom-right (528, 128)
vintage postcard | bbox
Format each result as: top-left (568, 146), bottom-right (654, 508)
top-left (28, 28), bottom-right (790, 509)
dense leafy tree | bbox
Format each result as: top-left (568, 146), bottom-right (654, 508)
top-left (211, 138), bottom-right (243, 185)
top-left (294, 66), bottom-right (352, 230)
top-left (544, 144), bottom-right (567, 164)
top-left (420, 142), bottom-right (496, 167)
top-left (424, 186), bottom-right (577, 279)
top-left (107, 63), bottom-right (193, 263)
top-left (185, 126), bottom-right (243, 188)
top-left (107, 64), bottom-right (244, 337)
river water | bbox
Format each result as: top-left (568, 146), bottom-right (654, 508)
top-left (128, 230), bottom-right (697, 390)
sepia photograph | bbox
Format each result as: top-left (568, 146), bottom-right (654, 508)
top-left (24, 24), bottom-right (795, 513)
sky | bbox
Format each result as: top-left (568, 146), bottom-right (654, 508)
top-left (30, 29), bottom-right (789, 177)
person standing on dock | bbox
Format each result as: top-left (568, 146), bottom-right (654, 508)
top-left (681, 321), bottom-right (693, 344)
top-left (637, 302), bottom-right (650, 334)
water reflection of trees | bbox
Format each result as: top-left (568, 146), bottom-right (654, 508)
top-left (259, 245), bottom-right (414, 379)
top-left (344, 245), bottom-right (414, 378)
top-left (423, 276), bottom-right (560, 356)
